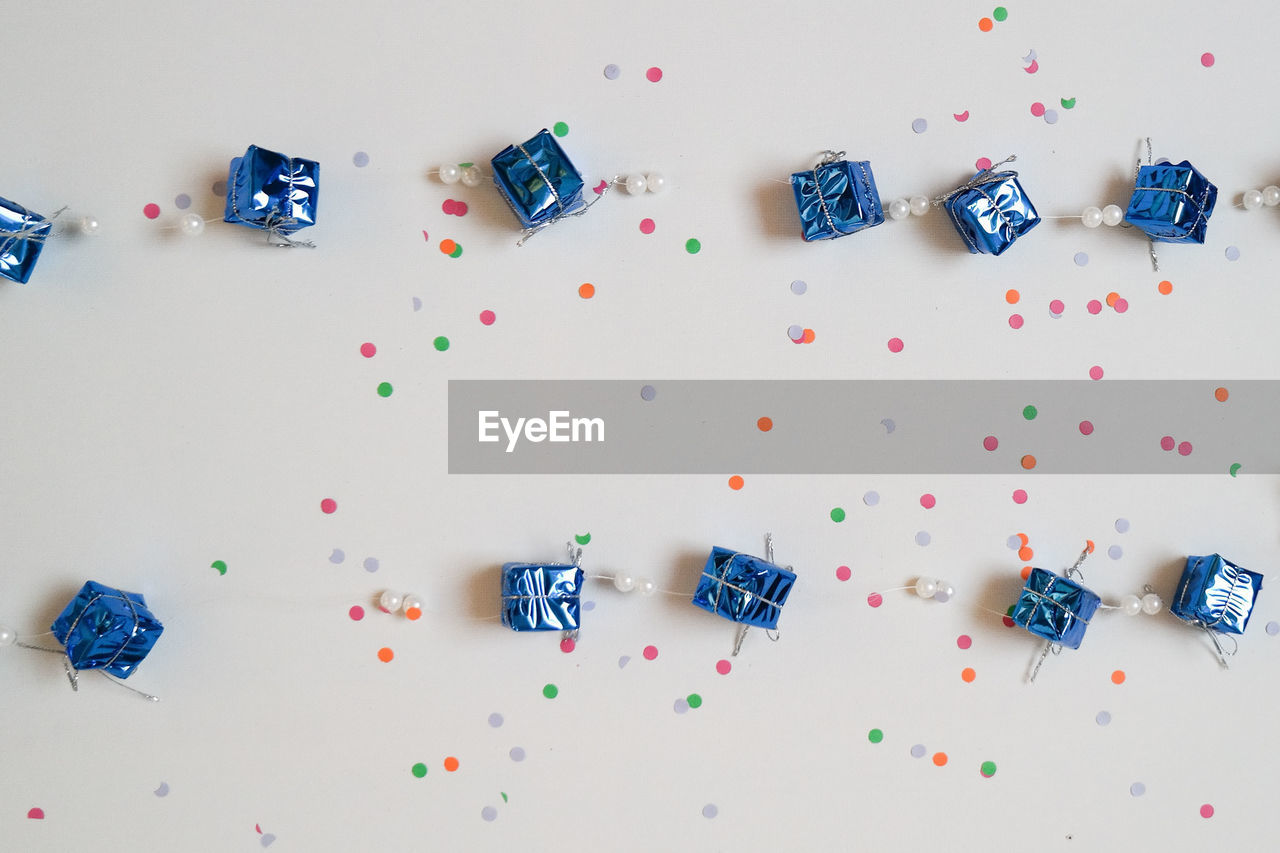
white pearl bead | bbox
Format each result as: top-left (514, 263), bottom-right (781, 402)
top-left (935, 580), bottom-right (956, 599)
top-left (401, 594), bottom-right (424, 613)
top-left (79, 215), bottom-right (100, 235)
top-left (613, 572), bottom-right (635, 593)
top-left (1101, 204), bottom-right (1124, 226)
top-left (909, 195), bottom-right (930, 216)
top-left (1119, 594), bottom-right (1142, 616)
top-left (1243, 189), bottom-right (1265, 211)
top-left (636, 577), bottom-right (657, 596)
top-left (1263, 185), bottom-right (1280, 207)
top-left (1081, 206), bottom-right (1103, 228)
top-left (1141, 592), bottom-right (1163, 615)
top-left (378, 590), bottom-right (402, 612)
top-left (645, 173), bottom-right (666, 193)
top-left (460, 166), bottom-right (482, 187)
top-left (914, 577), bottom-right (937, 598)
top-left (178, 213), bottom-right (205, 236)
top-left (625, 175), bottom-right (647, 195)
top-left (438, 164), bottom-right (461, 184)
top-left (0, 625), bottom-right (16, 646)
top-left (888, 198), bottom-right (911, 221)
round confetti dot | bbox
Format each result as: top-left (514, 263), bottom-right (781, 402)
top-left (801, 328), bottom-right (816, 344)
top-left (1105, 292), bottom-right (1120, 308)
top-left (645, 66), bottom-right (663, 82)
top-left (640, 384), bottom-right (657, 401)
top-left (1201, 52), bottom-right (1215, 67)
top-left (934, 590), bottom-right (951, 603)
top-left (174, 193), bottom-right (191, 210)
top-left (542, 683), bottom-right (558, 699)
top-left (957, 634), bottom-right (973, 650)
top-left (329, 549), bottom-right (345, 564)
top-left (790, 279), bottom-right (807, 295)
top-left (449, 243), bottom-right (463, 258)
top-left (1020, 566), bottom-right (1032, 580)
top-left (685, 238), bottom-right (701, 254)
top-left (787, 324), bottom-right (804, 342)
top-left (439, 239), bottom-right (456, 255)
top-left (1022, 405), bottom-right (1037, 420)
top-left (363, 557), bottom-right (379, 573)
top-left (1114, 298), bottom-right (1129, 313)
top-left (1268, 621), bottom-right (1280, 636)
top-left (1049, 299), bottom-right (1065, 315)
top-left (1111, 670), bottom-right (1126, 685)
top-left (1030, 102), bottom-right (1045, 117)
top-left (405, 607), bottom-right (421, 620)
top-left (1087, 300), bottom-right (1103, 314)
top-left (320, 498), bottom-right (337, 514)
top-left (1020, 455), bottom-right (1036, 470)
top-left (1214, 387), bottom-right (1229, 402)
top-left (992, 6), bottom-right (1007, 21)
top-left (1160, 435), bottom-right (1176, 451)
top-left (211, 560), bottom-right (228, 575)
top-left (582, 601), bottom-right (595, 611)
top-left (728, 475), bottom-right (744, 490)
top-left (1012, 489), bottom-right (1028, 504)
top-left (757, 417), bottom-right (773, 432)
top-left (643, 645), bottom-right (659, 661)
top-left (1130, 782), bottom-right (1146, 797)
top-left (932, 752), bottom-right (948, 767)
top-left (1178, 441), bottom-right (1193, 456)
top-left (411, 762), bottom-right (427, 778)
top-left (687, 693), bottom-right (703, 709)
top-left (983, 435), bottom-right (999, 451)
top-left (673, 698), bottom-right (689, 714)
top-left (211, 180), bottom-right (227, 197)
top-left (443, 757), bottom-right (459, 772)
top-left (578, 283), bottom-right (595, 299)
top-left (980, 760), bottom-right (997, 778)
top-left (863, 490), bottom-right (880, 506)
top-left (479, 310), bottom-right (496, 326)
top-left (353, 151), bottom-right (370, 167)
top-left (1008, 313), bottom-right (1024, 330)
top-left (481, 806), bottom-right (498, 822)
top-left (1200, 804), bottom-right (1215, 818)
top-left (360, 342), bottom-right (376, 358)
top-left (911, 118), bottom-right (928, 134)
top-left (830, 507), bottom-right (846, 522)
top-left (377, 382), bottom-right (393, 398)
top-left (920, 493), bottom-right (936, 509)
top-left (702, 804), bottom-right (718, 819)
top-left (911, 744), bottom-right (927, 758)
top-left (887, 337), bottom-right (904, 353)
top-left (510, 747), bottom-right (526, 762)
top-left (433, 336), bottom-right (450, 352)
top-left (1114, 518), bottom-right (1131, 534)
top-left (639, 218), bottom-right (655, 234)
top-left (716, 659), bottom-right (732, 675)
top-left (961, 667), bottom-right (976, 683)
top-left (1096, 710), bottom-right (1112, 726)
top-left (835, 565), bottom-right (852, 582)
top-left (1074, 252), bottom-right (1089, 266)
top-left (867, 728), bottom-right (884, 744)
top-left (1089, 366), bottom-right (1104, 381)
top-left (1086, 540), bottom-right (1096, 553)
top-left (1043, 109), bottom-right (1059, 125)
top-left (866, 592), bottom-right (883, 608)
top-left (552, 122), bottom-right (569, 137)
top-left (1018, 546), bottom-right (1034, 562)
top-left (1007, 535), bottom-right (1023, 550)
top-left (348, 605), bottom-right (364, 621)
top-left (978, 17), bottom-right (994, 32)
top-left (1158, 280), bottom-right (1173, 295)
top-left (377, 647), bottom-right (394, 662)
top-left (915, 531), bottom-right (931, 546)
top-left (488, 712), bottom-right (504, 728)
top-left (975, 157), bottom-right (993, 171)
top-left (412, 297), bottom-right (423, 311)
top-left (143, 203), bottom-right (161, 219)
top-left (1108, 545), bottom-right (1123, 559)
top-left (1225, 246), bottom-right (1240, 261)
top-left (603, 64), bottom-right (620, 79)
top-left (1005, 289), bottom-right (1020, 304)
top-left (1079, 420), bottom-right (1094, 435)
top-left (559, 637), bottom-right (576, 653)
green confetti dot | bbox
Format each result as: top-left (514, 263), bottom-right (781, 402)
top-left (433, 336), bottom-right (450, 352)
top-left (1060, 97), bottom-right (1077, 110)
top-left (459, 162), bottom-right (474, 169)
top-left (1022, 405), bottom-right (1038, 420)
top-left (501, 792), bottom-right (508, 803)
top-left (980, 760), bottom-right (998, 777)
top-left (992, 6), bottom-right (1007, 21)
top-left (1006, 604), bottom-right (1015, 616)
top-left (211, 560), bottom-right (227, 575)
top-left (1229, 463), bottom-right (1242, 477)
top-left (449, 243), bottom-right (463, 258)
top-left (687, 693), bottom-right (703, 709)
top-left (685, 238), bottom-right (701, 254)
top-left (543, 683), bottom-right (558, 699)
top-left (830, 507), bottom-right (846, 523)
top-left (868, 728), bottom-right (884, 744)
top-left (411, 762), bottom-right (427, 778)
top-left (552, 121), bottom-right (569, 137)
top-left (574, 533), bottom-right (592, 545)
top-left (377, 382), bottom-right (393, 397)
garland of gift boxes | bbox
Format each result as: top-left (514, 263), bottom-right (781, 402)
top-left (0, 131), bottom-right (1268, 696)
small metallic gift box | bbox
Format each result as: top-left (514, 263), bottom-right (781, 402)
top-left (1124, 160), bottom-right (1217, 244)
top-left (1171, 554), bottom-right (1263, 635)
top-left (223, 144), bottom-right (320, 237)
top-left (940, 163), bottom-right (1040, 255)
top-left (50, 581), bottom-right (164, 679)
top-left (692, 546), bottom-right (796, 630)
top-left (790, 154), bottom-right (884, 242)
top-left (491, 129), bottom-right (586, 230)
top-left (500, 562), bottom-right (584, 632)
top-left (1011, 568), bottom-right (1100, 650)
top-left (0, 197), bottom-right (52, 284)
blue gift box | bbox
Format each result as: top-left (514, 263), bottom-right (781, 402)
top-left (942, 170), bottom-right (1040, 255)
top-left (500, 562), bottom-right (583, 632)
top-left (790, 158), bottom-right (884, 241)
top-left (50, 581), bottom-right (164, 679)
top-left (1124, 161), bottom-right (1216, 244)
top-left (0, 197), bottom-right (52, 284)
top-left (1011, 568), bottom-right (1100, 650)
top-left (491, 130), bottom-right (586, 229)
top-left (223, 144), bottom-right (320, 235)
top-left (1171, 554), bottom-right (1262, 635)
top-left (692, 546), bottom-right (796, 630)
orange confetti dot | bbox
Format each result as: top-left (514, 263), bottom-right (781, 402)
top-left (1021, 454), bottom-right (1037, 470)
top-left (728, 475), bottom-right (744, 490)
top-left (961, 667), bottom-right (976, 683)
top-left (1020, 565), bottom-right (1032, 580)
top-left (1016, 533), bottom-right (1029, 546)
top-left (933, 752), bottom-right (949, 766)
top-left (1005, 289), bottom-right (1020, 304)
top-left (1018, 546), bottom-right (1034, 562)
top-left (438, 239), bottom-right (457, 255)
top-left (578, 283), bottom-right (595, 299)
top-left (1105, 291), bottom-right (1120, 307)
top-left (377, 647), bottom-right (394, 662)
top-left (1157, 280), bottom-right (1173, 295)
top-left (801, 328), bottom-right (816, 343)
top-left (443, 756), bottom-right (460, 772)
top-left (1214, 387), bottom-right (1229, 402)
top-left (1111, 670), bottom-right (1126, 685)
top-left (757, 417), bottom-right (773, 432)
top-left (405, 607), bottom-right (422, 621)
top-left (1085, 540), bottom-right (1095, 553)
top-left (978, 17), bottom-right (993, 31)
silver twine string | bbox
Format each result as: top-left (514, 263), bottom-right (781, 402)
top-left (262, 212), bottom-right (316, 249)
top-left (1027, 545), bottom-right (1091, 684)
top-left (1172, 560), bottom-right (1246, 669)
top-left (1130, 137), bottom-right (1212, 273)
top-left (722, 533), bottom-right (788, 656)
top-left (0, 206), bottom-right (66, 262)
top-left (507, 141), bottom-right (613, 247)
top-left (933, 156), bottom-right (1019, 253)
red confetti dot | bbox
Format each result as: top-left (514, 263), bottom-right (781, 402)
top-left (320, 498), bottom-right (338, 514)
top-left (1201, 53), bottom-right (1215, 68)
top-left (642, 645), bottom-right (659, 660)
top-left (1002, 615), bottom-right (1015, 627)
top-left (645, 66), bottom-right (663, 82)
top-left (1079, 420), bottom-right (1095, 435)
top-left (887, 337), bottom-right (904, 353)
top-left (639, 218), bottom-right (656, 235)
top-left (920, 494), bottom-right (936, 509)
top-left (1008, 313), bottom-right (1024, 329)
top-left (835, 565), bottom-right (852, 582)
top-left (1200, 803), bottom-right (1215, 818)
top-left (716, 659), bottom-right (732, 675)
top-left (442, 199), bottom-right (457, 215)
top-left (348, 605), bottom-right (364, 621)
top-left (1012, 489), bottom-right (1028, 504)
top-left (1089, 365), bottom-right (1104, 380)
top-left (360, 342), bottom-right (376, 358)
top-left (1178, 441), bottom-right (1193, 456)
top-left (455, 202), bottom-right (468, 216)
top-left (479, 310), bottom-right (496, 325)
top-left (1030, 102), bottom-right (1046, 117)
top-left (957, 634), bottom-right (972, 650)
top-left (1087, 300), bottom-right (1103, 314)
top-left (983, 435), bottom-right (999, 451)
top-left (560, 637), bottom-right (576, 653)
top-left (867, 592), bottom-right (883, 608)
top-left (1160, 436), bottom-right (1176, 451)
top-left (143, 203), bottom-right (161, 219)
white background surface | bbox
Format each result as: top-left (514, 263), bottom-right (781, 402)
top-left (3, 1), bottom-right (1279, 849)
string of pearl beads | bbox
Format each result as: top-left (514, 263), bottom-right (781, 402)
top-left (378, 590), bottom-right (425, 620)
top-left (612, 572), bottom-right (658, 596)
top-left (1241, 186), bottom-right (1280, 210)
top-left (1117, 588), bottom-right (1163, 616)
top-left (436, 164), bottom-right (484, 187)
top-left (620, 173), bottom-right (665, 195)
top-left (1080, 204), bottom-right (1125, 228)
top-left (887, 195), bottom-right (931, 221)
top-left (914, 576), bottom-right (956, 603)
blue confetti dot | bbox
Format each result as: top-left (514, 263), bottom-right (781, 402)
top-left (481, 806), bottom-right (498, 822)
top-left (412, 297), bottom-right (423, 312)
top-left (702, 804), bottom-right (718, 819)
top-left (911, 118), bottom-right (928, 134)
top-left (863, 491), bottom-right (880, 506)
top-left (1043, 109), bottom-right (1059, 124)
top-left (1007, 535), bottom-right (1022, 550)
top-left (582, 600), bottom-right (596, 611)
top-left (603, 64), bottom-right (620, 79)
top-left (509, 747), bottom-right (526, 762)
top-left (1225, 246), bottom-right (1240, 261)
top-left (1266, 621), bottom-right (1279, 636)
top-left (328, 548), bottom-right (345, 564)
top-left (787, 324), bottom-right (804, 341)
top-left (1130, 782), bottom-right (1146, 797)
top-left (618, 655), bottom-right (631, 669)
top-left (211, 180), bottom-right (227, 197)
top-left (673, 698), bottom-right (690, 714)
top-left (1074, 252), bottom-right (1090, 267)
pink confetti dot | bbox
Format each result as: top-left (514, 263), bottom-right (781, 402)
top-left (642, 645), bottom-right (659, 661)
top-left (560, 637), bottom-right (576, 653)
top-left (479, 310), bottom-right (496, 325)
top-left (957, 634), bottom-right (973, 650)
top-left (716, 659), bottom-right (732, 675)
top-left (1008, 313), bottom-right (1024, 329)
top-left (835, 565), bottom-right (852, 582)
top-left (27, 808), bottom-right (44, 820)
top-left (1012, 489), bottom-right (1028, 504)
top-left (887, 337), bottom-right (904, 353)
top-left (1089, 365), bottom-right (1104, 380)
top-left (442, 199), bottom-right (457, 215)
top-left (1079, 420), bottom-right (1095, 436)
top-left (1200, 803), bottom-right (1215, 818)
top-left (143, 203), bottom-right (161, 219)
top-left (1178, 441), bottom-right (1193, 456)
top-left (360, 342), bottom-right (376, 358)
top-left (1160, 436), bottom-right (1176, 451)
top-left (1201, 53), bottom-right (1215, 68)
top-left (646, 66), bottom-right (663, 82)
top-left (1087, 300), bottom-right (1103, 315)
top-left (983, 435), bottom-right (999, 451)
top-left (639, 218), bottom-right (656, 235)
top-left (1030, 102), bottom-right (1046, 117)
top-left (320, 498), bottom-right (338, 514)
top-left (455, 201), bottom-right (468, 216)
top-left (975, 157), bottom-right (993, 171)
top-left (920, 494), bottom-right (936, 509)
top-left (867, 592), bottom-right (883, 608)
top-left (1114, 297), bottom-right (1129, 313)
top-left (348, 605), bottom-right (365, 621)
top-left (1049, 299), bottom-right (1065, 314)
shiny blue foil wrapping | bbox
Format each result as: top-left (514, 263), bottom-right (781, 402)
top-left (1011, 568), bottom-right (1100, 650)
top-left (790, 160), bottom-right (883, 241)
top-left (1171, 554), bottom-right (1262, 635)
top-left (491, 130), bottom-right (585, 229)
top-left (943, 172), bottom-right (1039, 255)
top-left (223, 144), bottom-right (320, 234)
top-left (1124, 161), bottom-right (1216, 244)
top-left (692, 546), bottom-right (796, 630)
top-left (50, 581), bottom-right (163, 678)
top-left (0, 197), bottom-right (51, 284)
top-left (500, 563), bottom-right (583, 632)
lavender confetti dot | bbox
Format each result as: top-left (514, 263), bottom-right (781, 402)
top-left (1107, 545), bottom-right (1123, 560)
top-left (211, 180), bottom-right (227, 197)
top-left (881, 418), bottom-right (896, 434)
top-left (702, 804), bottom-right (719, 819)
top-left (640, 384), bottom-right (657, 401)
top-left (412, 297), bottom-right (423, 312)
top-left (915, 531), bottom-right (931, 547)
top-left (1074, 252), bottom-right (1090, 267)
top-left (582, 600), bottom-right (596, 611)
top-left (910, 744), bottom-right (927, 758)
top-left (674, 698), bottom-right (690, 714)
top-left (1115, 518), bottom-right (1130, 534)
top-left (933, 590), bottom-right (950, 603)
top-left (1096, 710), bottom-right (1112, 726)
top-left (1006, 535), bottom-right (1022, 550)
top-left (509, 747), bottom-right (526, 762)
top-left (787, 324), bottom-right (804, 342)
top-left (481, 806), bottom-right (498, 822)
top-left (1043, 109), bottom-right (1059, 124)
top-left (911, 118), bottom-right (928, 134)
top-left (329, 548), bottom-right (345, 564)
top-left (1155, 158), bottom-right (1171, 166)
top-left (1225, 245), bottom-right (1240, 261)
top-left (603, 64), bottom-right (620, 80)
top-left (863, 490), bottom-right (880, 506)
top-left (1266, 621), bottom-right (1279, 636)
top-left (363, 557), bottom-right (380, 573)
top-left (1130, 782), bottom-right (1146, 797)
top-left (790, 279), bottom-right (807, 295)
top-left (174, 193), bottom-right (191, 210)
top-left (352, 151), bottom-right (370, 168)
top-left (488, 713), bottom-right (504, 728)
top-left (618, 655), bottom-right (631, 669)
